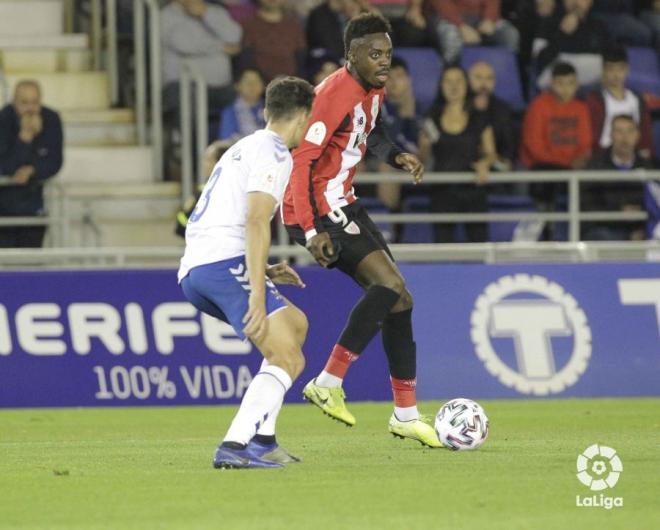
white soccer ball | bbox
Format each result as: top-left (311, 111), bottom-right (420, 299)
top-left (435, 398), bottom-right (489, 451)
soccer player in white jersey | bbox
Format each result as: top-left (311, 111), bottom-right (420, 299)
top-left (178, 76), bottom-right (315, 469)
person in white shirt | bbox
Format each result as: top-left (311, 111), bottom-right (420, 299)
top-left (179, 76), bottom-right (314, 469)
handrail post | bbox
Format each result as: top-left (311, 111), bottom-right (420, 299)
top-left (180, 67), bottom-right (193, 205)
top-left (105, 0), bottom-right (119, 105)
top-left (147, 0), bottom-right (163, 180)
top-left (133, 0), bottom-right (146, 144)
top-left (569, 173), bottom-right (580, 242)
top-left (195, 74), bottom-right (208, 186)
top-left (91, 0), bottom-right (102, 70)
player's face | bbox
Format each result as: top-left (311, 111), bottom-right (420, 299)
top-left (291, 108), bottom-right (312, 148)
top-left (352, 33), bottom-right (393, 89)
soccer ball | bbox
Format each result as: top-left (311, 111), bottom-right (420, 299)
top-left (435, 398), bottom-right (489, 451)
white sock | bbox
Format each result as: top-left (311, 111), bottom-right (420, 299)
top-left (256, 359), bottom-right (280, 437)
top-left (224, 364), bottom-right (292, 446)
top-left (394, 405), bottom-right (419, 422)
top-left (315, 370), bottom-right (343, 388)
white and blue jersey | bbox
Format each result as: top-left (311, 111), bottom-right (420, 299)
top-left (178, 129), bottom-right (292, 340)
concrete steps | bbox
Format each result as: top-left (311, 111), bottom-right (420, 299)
top-left (59, 183), bottom-right (183, 247)
top-left (0, 0), bottom-right (64, 35)
top-left (62, 109), bottom-right (137, 146)
top-left (59, 146), bottom-right (154, 183)
top-left (1, 49), bottom-right (92, 73)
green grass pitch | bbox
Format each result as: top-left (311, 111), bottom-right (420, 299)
top-left (1, 399), bottom-right (658, 530)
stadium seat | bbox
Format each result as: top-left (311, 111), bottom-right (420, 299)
top-left (400, 195), bottom-right (434, 243)
top-left (393, 48), bottom-right (443, 113)
top-left (460, 46), bottom-right (526, 110)
top-left (487, 194), bottom-right (538, 242)
top-left (358, 196), bottom-right (394, 242)
top-left (653, 121), bottom-right (660, 161)
top-left (626, 47), bottom-right (660, 96)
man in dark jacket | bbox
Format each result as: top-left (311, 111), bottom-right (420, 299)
top-left (584, 114), bottom-right (652, 240)
top-left (0, 80), bottom-right (63, 247)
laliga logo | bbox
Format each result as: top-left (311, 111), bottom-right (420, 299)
top-left (576, 444), bottom-right (624, 509)
top-left (471, 274), bottom-right (592, 395)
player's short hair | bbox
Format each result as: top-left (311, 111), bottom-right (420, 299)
top-left (602, 45), bottom-right (628, 65)
top-left (551, 61), bottom-right (577, 78)
top-left (265, 76), bottom-right (315, 121)
top-left (343, 13), bottom-right (392, 58)
top-left (612, 113), bottom-right (636, 127)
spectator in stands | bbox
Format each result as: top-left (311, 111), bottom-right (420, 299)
top-left (640, 1), bottom-right (660, 52)
top-left (371, 57), bottom-right (420, 212)
top-left (584, 114), bottom-right (652, 240)
top-left (161, 0), bottom-right (242, 113)
top-left (520, 62), bottom-right (592, 217)
top-left (306, 0), bottom-right (365, 60)
top-left (241, 0), bottom-right (306, 82)
top-left (419, 65), bottom-right (496, 243)
top-left (431, 0), bottom-right (520, 65)
top-left (368, 0), bottom-right (435, 47)
top-left (0, 80), bottom-right (63, 248)
top-left (520, 62), bottom-right (592, 171)
top-left (309, 54), bottom-right (341, 85)
top-left (534, 0), bottom-right (608, 83)
top-left (585, 47), bottom-right (654, 160)
top-left (592, 1), bottom-right (653, 47)
top-left (217, 68), bottom-right (266, 142)
top-left (468, 61), bottom-right (515, 171)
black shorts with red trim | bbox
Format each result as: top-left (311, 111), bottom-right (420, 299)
top-left (285, 201), bottom-right (394, 278)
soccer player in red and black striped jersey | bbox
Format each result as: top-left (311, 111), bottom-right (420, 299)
top-left (283, 13), bottom-right (441, 448)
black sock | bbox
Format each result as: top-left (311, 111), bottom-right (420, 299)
top-left (253, 434), bottom-right (276, 446)
top-left (337, 285), bottom-right (401, 354)
top-left (221, 441), bottom-right (247, 450)
top-left (382, 308), bottom-right (416, 379)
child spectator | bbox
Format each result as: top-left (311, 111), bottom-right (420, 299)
top-left (218, 68), bottom-right (266, 142)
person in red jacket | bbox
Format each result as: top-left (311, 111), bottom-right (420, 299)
top-left (283, 14), bottom-right (440, 448)
top-left (520, 61), bottom-right (592, 171)
top-left (584, 46), bottom-right (654, 160)
top-left (430, 0), bottom-right (519, 64)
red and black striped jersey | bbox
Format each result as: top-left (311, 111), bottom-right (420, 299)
top-left (281, 66), bottom-right (401, 236)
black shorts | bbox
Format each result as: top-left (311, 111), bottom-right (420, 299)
top-left (286, 201), bottom-right (394, 277)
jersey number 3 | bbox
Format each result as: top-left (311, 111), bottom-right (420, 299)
top-left (189, 167), bottom-right (222, 223)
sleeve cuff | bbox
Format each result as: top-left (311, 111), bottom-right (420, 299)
top-left (304, 229), bottom-right (318, 242)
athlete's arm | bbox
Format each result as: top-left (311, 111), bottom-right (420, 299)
top-left (243, 191), bottom-right (276, 342)
top-left (368, 113), bottom-right (424, 184)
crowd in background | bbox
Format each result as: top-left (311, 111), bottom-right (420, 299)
top-left (134, 1), bottom-right (660, 242)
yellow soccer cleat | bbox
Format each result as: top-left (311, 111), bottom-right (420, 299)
top-left (388, 414), bottom-right (443, 448)
top-left (302, 379), bottom-right (356, 427)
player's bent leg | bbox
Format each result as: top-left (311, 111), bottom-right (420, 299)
top-left (216, 306), bottom-right (306, 469)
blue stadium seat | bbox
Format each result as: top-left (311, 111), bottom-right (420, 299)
top-left (400, 196), bottom-right (433, 243)
top-left (487, 194), bottom-right (538, 242)
top-left (393, 48), bottom-right (443, 113)
top-left (626, 47), bottom-right (660, 95)
top-left (460, 46), bottom-right (526, 110)
top-left (653, 121), bottom-right (660, 161)
top-left (358, 196), bottom-right (394, 242)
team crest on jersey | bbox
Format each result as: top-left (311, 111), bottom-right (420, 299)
top-left (344, 221), bottom-right (361, 235)
top-left (305, 121), bottom-right (326, 146)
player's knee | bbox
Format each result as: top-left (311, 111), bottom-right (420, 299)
top-left (271, 343), bottom-right (305, 380)
top-left (394, 288), bottom-right (413, 311)
top-left (377, 275), bottom-right (406, 296)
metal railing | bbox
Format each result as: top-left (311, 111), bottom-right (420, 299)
top-left (0, 177), bottom-right (66, 247)
top-left (133, 0), bottom-right (163, 179)
top-left (0, 241), bottom-right (657, 270)
top-left (179, 61), bottom-right (209, 204)
top-left (90, 0), bottom-right (119, 105)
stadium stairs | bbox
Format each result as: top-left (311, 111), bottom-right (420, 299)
top-left (0, 0), bottom-right (182, 247)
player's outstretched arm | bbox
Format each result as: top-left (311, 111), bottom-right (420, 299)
top-left (243, 191), bottom-right (277, 342)
top-left (395, 152), bottom-right (424, 184)
top-left (266, 261), bottom-right (306, 288)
